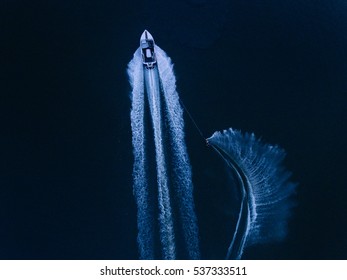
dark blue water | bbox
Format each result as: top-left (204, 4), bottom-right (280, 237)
top-left (1, 0), bottom-right (346, 259)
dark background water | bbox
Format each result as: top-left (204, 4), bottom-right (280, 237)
top-left (1, 0), bottom-right (347, 259)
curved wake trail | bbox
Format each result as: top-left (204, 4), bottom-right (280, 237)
top-left (128, 47), bottom-right (199, 259)
top-left (207, 129), bottom-right (296, 259)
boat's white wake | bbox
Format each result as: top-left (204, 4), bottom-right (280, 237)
top-left (128, 47), bottom-right (200, 259)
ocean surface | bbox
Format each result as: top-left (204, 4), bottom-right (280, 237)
top-left (1, 0), bottom-right (347, 259)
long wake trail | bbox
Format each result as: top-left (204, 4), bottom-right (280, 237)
top-left (128, 47), bottom-right (199, 259)
top-left (156, 47), bottom-right (200, 259)
top-left (144, 60), bottom-right (176, 260)
top-left (128, 49), bottom-right (154, 259)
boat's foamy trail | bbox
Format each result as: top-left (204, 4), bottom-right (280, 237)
top-left (128, 47), bottom-right (199, 259)
top-left (144, 63), bottom-right (176, 260)
top-left (128, 49), bottom-right (154, 259)
top-left (156, 47), bottom-right (200, 259)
